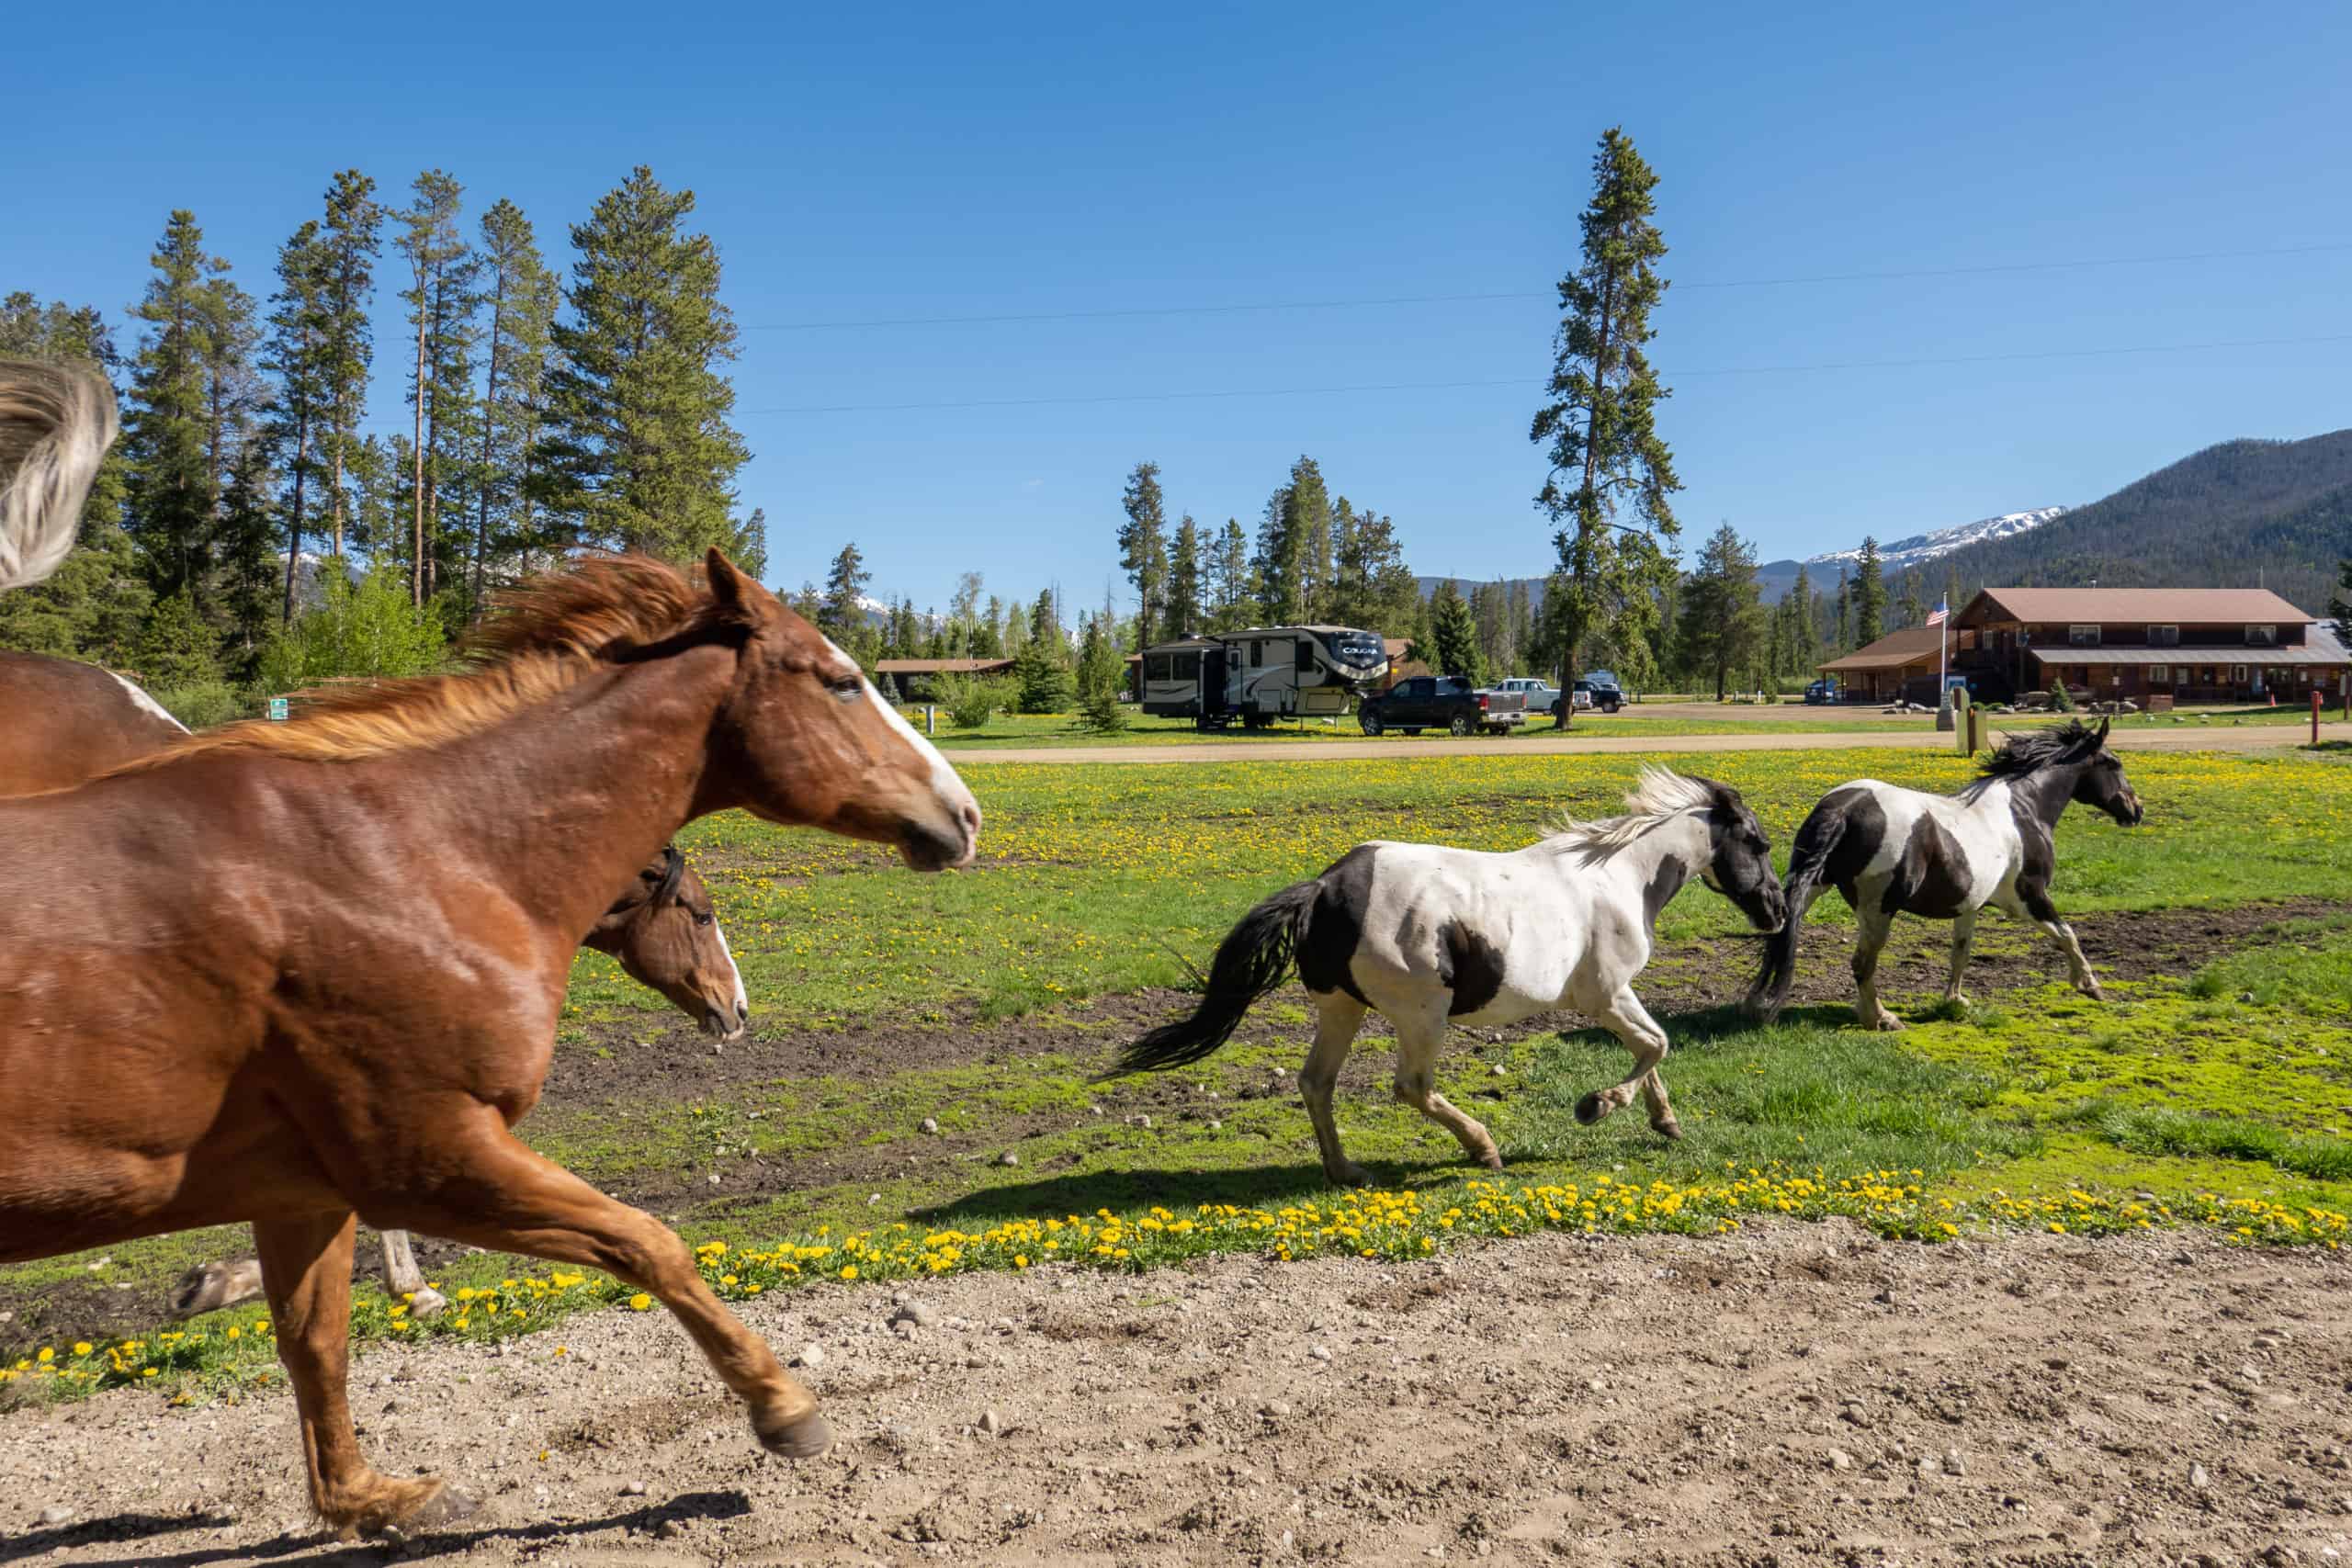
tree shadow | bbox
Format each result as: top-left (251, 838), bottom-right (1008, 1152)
top-left (14, 1490), bottom-right (753, 1568)
top-left (909, 1155), bottom-right (1484, 1224)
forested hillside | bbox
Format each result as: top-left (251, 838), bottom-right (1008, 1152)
top-left (1912, 431), bottom-right (2352, 613)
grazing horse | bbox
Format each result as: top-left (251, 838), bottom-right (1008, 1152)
top-left (1106, 768), bottom-right (1785, 1186)
top-left (1747, 717), bottom-right (2143, 1030)
top-left (0, 361), bottom-right (983, 1539)
top-left (167, 844), bottom-right (750, 1323)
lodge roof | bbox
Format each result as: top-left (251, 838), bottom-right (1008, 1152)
top-left (1816, 626), bottom-right (1946, 673)
top-left (1967, 587), bottom-right (2313, 625)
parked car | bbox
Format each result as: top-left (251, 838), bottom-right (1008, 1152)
top-left (1358, 676), bottom-right (1528, 736)
top-left (1492, 676), bottom-right (1567, 719)
top-left (1804, 679), bottom-right (1841, 705)
top-left (1573, 672), bottom-right (1625, 714)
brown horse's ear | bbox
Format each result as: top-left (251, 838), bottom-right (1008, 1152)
top-left (707, 547), bottom-right (751, 613)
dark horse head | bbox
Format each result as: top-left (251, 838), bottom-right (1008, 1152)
top-left (1686, 775), bottom-right (1789, 933)
top-left (1979, 716), bottom-right (2143, 828)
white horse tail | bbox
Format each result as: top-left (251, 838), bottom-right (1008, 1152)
top-left (0, 358), bottom-right (119, 593)
top-left (1746, 798), bottom-right (1851, 1022)
top-left (1102, 877), bottom-right (1321, 1077)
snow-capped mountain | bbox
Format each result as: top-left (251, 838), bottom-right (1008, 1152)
top-left (1804, 507), bottom-right (2067, 572)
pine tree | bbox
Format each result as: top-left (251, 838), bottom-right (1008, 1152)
top-left (1790, 565), bottom-right (1819, 673)
top-left (1075, 614), bottom-right (1127, 731)
top-left (137, 591), bottom-right (224, 689)
top-left (261, 220), bottom-right (330, 624)
top-left (533, 166), bottom-right (752, 565)
top-left (0, 294), bottom-right (148, 663)
top-left (1211, 518), bottom-right (1254, 631)
top-left (1013, 589), bottom-right (1071, 712)
top-left (316, 171), bottom-right (381, 558)
top-left (821, 542), bottom-right (870, 641)
top-left (2329, 558), bottom-right (2351, 638)
top-left (215, 438), bottom-right (280, 674)
top-left (1834, 563), bottom-right (1853, 651)
top-left (1429, 581), bottom-right (1481, 681)
top-left (1255, 457), bottom-right (1331, 623)
top-left (1117, 461), bottom-right (1169, 649)
top-left (390, 172), bottom-right (481, 604)
top-left (1896, 566), bottom-right (1925, 632)
top-left (1676, 524), bottom-right (1764, 701)
top-left (1854, 536), bottom-right (1886, 645)
top-left (470, 197), bottom-right (558, 611)
top-left (1166, 517), bottom-right (1202, 638)
top-left (123, 211), bottom-right (229, 605)
top-left (1530, 128), bottom-right (1679, 724)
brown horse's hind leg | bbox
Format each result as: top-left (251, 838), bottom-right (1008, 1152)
top-left (380, 1113), bottom-right (829, 1460)
top-left (253, 1212), bottom-right (463, 1540)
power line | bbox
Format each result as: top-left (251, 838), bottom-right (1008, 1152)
top-left (740, 330), bottom-right (2352, 416)
top-left (738, 243), bottom-right (2352, 333)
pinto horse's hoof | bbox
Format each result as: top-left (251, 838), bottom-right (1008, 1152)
top-left (1574, 1091), bottom-right (1605, 1126)
top-left (755, 1409), bottom-right (835, 1460)
top-left (169, 1259), bottom-right (264, 1319)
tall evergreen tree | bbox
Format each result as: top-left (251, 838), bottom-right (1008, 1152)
top-left (820, 541), bottom-right (870, 641)
top-left (1255, 457), bottom-right (1332, 623)
top-left (215, 438), bottom-right (281, 673)
top-left (2329, 558), bottom-right (2351, 641)
top-left (1166, 516), bottom-right (1203, 637)
top-left (1790, 565), bottom-right (1819, 673)
top-left (1833, 562), bottom-right (1852, 651)
top-left (1896, 565), bottom-right (1925, 631)
top-left (1117, 461), bottom-right (1169, 649)
top-left (1529, 128), bottom-right (1679, 723)
top-left (0, 295), bottom-right (147, 663)
top-left (470, 197), bottom-right (558, 612)
top-left (1210, 518), bottom-right (1254, 631)
top-left (391, 171), bottom-right (474, 604)
top-left (1676, 524), bottom-right (1764, 700)
top-left (122, 211), bottom-right (229, 605)
top-left (1854, 536), bottom-right (1887, 645)
top-left (1428, 580), bottom-right (1481, 681)
top-left (262, 220), bottom-right (330, 624)
top-left (533, 166), bottom-right (751, 565)
top-left (316, 171), bottom-right (381, 558)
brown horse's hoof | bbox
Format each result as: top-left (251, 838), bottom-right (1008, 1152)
top-left (1476, 1149), bottom-right (1506, 1171)
top-left (333, 1475), bottom-right (477, 1542)
top-left (756, 1409), bottom-right (835, 1460)
top-left (1652, 1119), bottom-right (1683, 1142)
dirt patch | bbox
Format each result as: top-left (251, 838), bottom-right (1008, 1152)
top-left (5, 1223), bottom-right (2348, 1565)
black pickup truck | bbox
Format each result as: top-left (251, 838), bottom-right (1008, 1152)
top-left (1357, 676), bottom-right (1527, 737)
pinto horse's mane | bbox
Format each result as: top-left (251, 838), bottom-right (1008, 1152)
top-left (1544, 765), bottom-right (1727, 863)
top-left (107, 555), bottom-right (743, 772)
top-left (1974, 718), bottom-right (2109, 782)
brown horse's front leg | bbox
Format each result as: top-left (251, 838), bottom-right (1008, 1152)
top-left (378, 1107), bottom-right (829, 1460)
top-left (252, 1212), bottom-right (469, 1540)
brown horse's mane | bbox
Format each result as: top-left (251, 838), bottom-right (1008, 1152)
top-left (107, 554), bottom-right (741, 773)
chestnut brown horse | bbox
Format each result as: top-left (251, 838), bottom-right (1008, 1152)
top-left (167, 843), bottom-right (750, 1322)
top-left (0, 367), bottom-right (982, 1537)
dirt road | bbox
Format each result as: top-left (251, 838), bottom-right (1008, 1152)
top-left (949, 721), bottom-right (2351, 766)
top-left (6, 1224), bottom-right (2346, 1566)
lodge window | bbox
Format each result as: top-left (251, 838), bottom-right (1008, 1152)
top-left (2231, 665), bottom-right (2249, 682)
top-left (2148, 665), bottom-right (2169, 683)
top-left (2245, 625), bottom-right (2278, 647)
top-left (2068, 625), bottom-right (2101, 648)
top-left (2147, 625), bottom-right (2179, 647)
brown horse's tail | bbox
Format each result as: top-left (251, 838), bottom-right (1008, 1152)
top-left (0, 358), bottom-right (119, 594)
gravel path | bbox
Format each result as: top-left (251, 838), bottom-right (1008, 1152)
top-left (6, 1222), bottom-right (2347, 1565)
top-left (946, 722), bottom-right (2351, 766)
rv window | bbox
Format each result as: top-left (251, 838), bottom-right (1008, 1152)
top-left (1295, 637), bottom-right (1315, 668)
top-left (1145, 655), bottom-right (1171, 682)
top-left (1250, 641), bottom-right (1263, 667)
top-left (1175, 652), bottom-right (1199, 679)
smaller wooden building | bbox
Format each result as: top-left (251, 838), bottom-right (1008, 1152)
top-left (871, 657), bottom-right (1013, 703)
top-left (1815, 626), bottom-right (1947, 704)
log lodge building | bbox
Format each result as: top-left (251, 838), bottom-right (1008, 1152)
top-left (1818, 588), bottom-right (2350, 708)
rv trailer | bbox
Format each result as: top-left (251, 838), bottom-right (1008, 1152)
top-left (1138, 626), bottom-right (1389, 729)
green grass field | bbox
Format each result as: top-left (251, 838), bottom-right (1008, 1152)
top-left (6, 740), bottom-right (2349, 1396)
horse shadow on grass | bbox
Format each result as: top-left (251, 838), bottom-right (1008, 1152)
top-left (4, 1491), bottom-right (752, 1568)
top-left (909, 1154), bottom-right (1495, 1224)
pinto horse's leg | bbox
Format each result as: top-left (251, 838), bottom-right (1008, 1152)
top-left (1391, 1003), bottom-right (1503, 1172)
top-left (2017, 882), bottom-right (2102, 999)
top-left (1577, 988), bottom-right (1678, 1138)
top-left (377, 1230), bottom-right (447, 1318)
top-left (1852, 908), bottom-right (1904, 1031)
top-left (168, 1251), bottom-right (266, 1320)
top-left (253, 1211), bottom-right (462, 1540)
top-left (1299, 991), bottom-right (1371, 1187)
top-left (1944, 908), bottom-right (1979, 1008)
top-left (376, 1109), bottom-right (830, 1461)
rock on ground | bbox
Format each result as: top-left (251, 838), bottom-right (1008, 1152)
top-left (2, 1222), bottom-right (2348, 1565)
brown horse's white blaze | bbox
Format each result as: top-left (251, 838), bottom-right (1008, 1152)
top-left (0, 366), bottom-right (980, 1542)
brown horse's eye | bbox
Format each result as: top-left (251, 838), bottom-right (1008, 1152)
top-left (695, 910), bottom-right (715, 927)
top-left (826, 673), bottom-right (865, 704)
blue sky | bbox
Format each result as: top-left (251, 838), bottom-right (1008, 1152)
top-left (9, 0), bottom-right (2350, 612)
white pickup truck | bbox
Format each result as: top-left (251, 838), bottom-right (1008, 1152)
top-left (1492, 677), bottom-right (1567, 720)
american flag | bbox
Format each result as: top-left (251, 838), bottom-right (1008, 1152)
top-left (1926, 597), bottom-right (1949, 627)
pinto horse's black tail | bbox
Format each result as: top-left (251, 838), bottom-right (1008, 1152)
top-left (1102, 879), bottom-right (1321, 1077)
top-left (1747, 805), bottom-right (1848, 1023)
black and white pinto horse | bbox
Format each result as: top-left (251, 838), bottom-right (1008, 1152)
top-left (1107, 768), bottom-right (1786, 1186)
top-left (1747, 717), bottom-right (2143, 1030)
